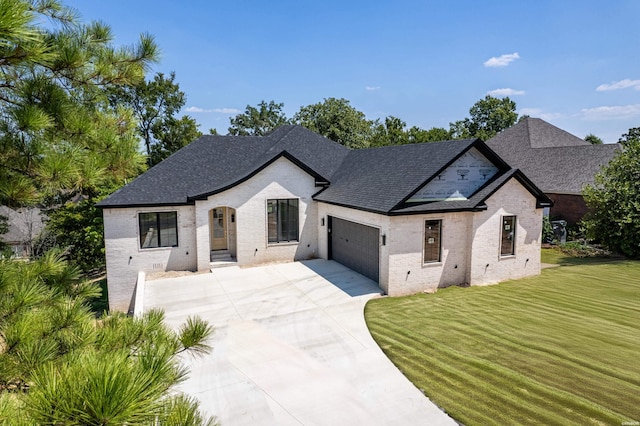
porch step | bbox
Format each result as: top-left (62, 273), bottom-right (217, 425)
top-left (210, 250), bottom-right (236, 270)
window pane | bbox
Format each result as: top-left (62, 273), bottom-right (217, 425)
top-left (501, 216), bottom-right (516, 256)
top-left (158, 212), bottom-right (178, 247)
top-left (278, 199), bottom-right (288, 241)
top-left (267, 199), bottom-right (299, 243)
top-left (288, 199), bottom-right (299, 241)
top-left (139, 213), bottom-right (158, 248)
top-left (424, 220), bottom-right (442, 263)
top-left (267, 200), bottom-right (277, 243)
top-left (139, 212), bottom-right (178, 249)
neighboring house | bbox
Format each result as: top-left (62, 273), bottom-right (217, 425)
top-left (486, 117), bottom-right (620, 225)
top-left (98, 125), bottom-right (551, 313)
top-left (0, 206), bottom-right (44, 257)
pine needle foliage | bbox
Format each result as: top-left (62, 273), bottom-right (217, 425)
top-left (0, 252), bottom-right (217, 425)
top-left (0, 0), bottom-right (157, 207)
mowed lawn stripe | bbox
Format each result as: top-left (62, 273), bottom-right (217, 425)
top-left (371, 320), bottom-right (622, 425)
top-left (365, 260), bottom-right (640, 425)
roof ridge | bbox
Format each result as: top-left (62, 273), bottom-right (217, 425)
top-left (358, 138), bottom-right (476, 153)
top-left (264, 124), bottom-right (298, 154)
top-left (524, 117), bottom-right (532, 148)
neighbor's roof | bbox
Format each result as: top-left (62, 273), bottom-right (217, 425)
top-left (487, 117), bottom-right (620, 195)
top-left (97, 125), bottom-right (350, 207)
top-left (0, 206), bottom-right (44, 244)
top-left (99, 125), bottom-right (551, 214)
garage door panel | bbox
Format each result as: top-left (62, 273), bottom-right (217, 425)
top-left (329, 217), bottom-right (379, 282)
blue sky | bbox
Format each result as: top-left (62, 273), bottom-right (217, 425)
top-left (65, 0), bottom-right (639, 143)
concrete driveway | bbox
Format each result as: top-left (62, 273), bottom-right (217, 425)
top-left (144, 260), bottom-right (455, 426)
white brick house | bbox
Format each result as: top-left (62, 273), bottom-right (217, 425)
top-left (98, 126), bottom-right (551, 312)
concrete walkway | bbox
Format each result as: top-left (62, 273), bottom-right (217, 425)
top-left (145, 260), bottom-right (455, 426)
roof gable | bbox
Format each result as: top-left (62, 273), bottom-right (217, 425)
top-left (98, 125), bottom-right (350, 208)
top-left (488, 117), bottom-right (588, 151)
top-left (406, 147), bottom-right (500, 202)
top-left (314, 139), bottom-right (479, 213)
top-left (487, 117), bottom-right (621, 194)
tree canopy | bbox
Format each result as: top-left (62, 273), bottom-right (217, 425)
top-left (228, 100), bottom-right (289, 136)
top-left (0, 0), bottom-right (158, 207)
top-left (228, 95), bottom-right (517, 149)
top-left (108, 71), bottom-right (201, 166)
top-left (582, 128), bottom-right (640, 258)
top-left (292, 97), bottom-right (373, 148)
top-left (449, 95), bottom-right (519, 140)
top-left (584, 133), bottom-right (603, 145)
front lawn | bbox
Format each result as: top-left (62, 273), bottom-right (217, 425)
top-left (365, 256), bottom-right (640, 425)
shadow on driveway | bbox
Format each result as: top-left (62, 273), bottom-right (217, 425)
top-left (298, 259), bottom-right (383, 297)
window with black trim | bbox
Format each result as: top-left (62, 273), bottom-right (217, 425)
top-left (500, 215), bottom-right (516, 256)
top-left (267, 199), bottom-right (299, 243)
top-left (424, 220), bottom-right (442, 263)
top-left (139, 212), bottom-right (178, 249)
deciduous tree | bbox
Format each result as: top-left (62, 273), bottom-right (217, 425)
top-left (108, 71), bottom-right (200, 166)
top-left (228, 100), bottom-right (289, 136)
top-left (408, 126), bottom-right (452, 143)
top-left (582, 129), bottom-right (640, 258)
top-left (450, 95), bottom-right (519, 140)
top-left (293, 97), bottom-right (373, 148)
top-left (584, 133), bottom-right (603, 145)
top-left (370, 116), bottom-right (409, 147)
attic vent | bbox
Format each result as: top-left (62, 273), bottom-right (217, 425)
top-left (152, 263), bottom-right (164, 270)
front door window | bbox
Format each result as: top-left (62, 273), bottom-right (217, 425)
top-left (211, 208), bottom-right (227, 250)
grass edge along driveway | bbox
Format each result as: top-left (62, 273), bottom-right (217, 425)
top-left (365, 255), bottom-right (640, 425)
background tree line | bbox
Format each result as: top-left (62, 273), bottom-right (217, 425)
top-left (225, 95), bottom-right (523, 149)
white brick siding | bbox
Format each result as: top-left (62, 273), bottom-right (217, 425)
top-left (103, 157), bottom-right (319, 312)
top-left (103, 205), bottom-right (196, 312)
top-left (468, 178), bottom-right (542, 285)
top-left (316, 178), bottom-right (542, 296)
top-left (104, 167), bottom-right (542, 312)
top-left (194, 157), bottom-right (319, 269)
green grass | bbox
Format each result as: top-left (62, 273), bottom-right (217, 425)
top-left (541, 247), bottom-right (618, 266)
top-left (365, 257), bottom-right (640, 425)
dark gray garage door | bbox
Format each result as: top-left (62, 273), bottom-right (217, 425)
top-left (328, 217), bottom-right (379, 282)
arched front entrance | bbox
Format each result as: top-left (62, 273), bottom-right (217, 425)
top-left (209, 206), bottom-right (237, 261)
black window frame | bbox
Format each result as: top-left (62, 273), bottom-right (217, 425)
top-left (500, 215), bottom-right (516, 256)
top-left (138, 211), bottom-right (178, 249)
top-left (267, 199), bottom-right (299, 243)
top-left (423, 219), bottom-right (442, 263)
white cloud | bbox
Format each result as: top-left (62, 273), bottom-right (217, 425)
top-left (213, 107), bottom-right (241, 114)
top-left (483, 52), bottom-right (520, 67)
top-left (581, 104), bottom-right (640, 120)
top-left (185, 106), bottom-right (240, 114)
top-left (596, 79), bottom-right (640, 91)
top-left (487, 88), bottom-right (525, 97)
top-left (365, 86), bottom-right (381, 91)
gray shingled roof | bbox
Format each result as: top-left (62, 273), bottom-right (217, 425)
top-left (487, 118), bottom-right (620, 195)
top-left (98, 126), bottom-right (350, 207)
top-left (99, 125), bottom-right (551, 214)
